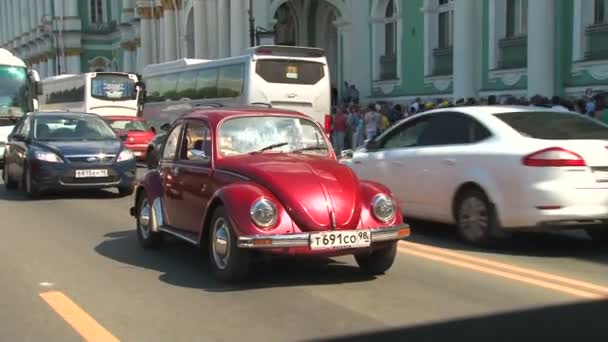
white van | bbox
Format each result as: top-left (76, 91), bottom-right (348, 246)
top-left (140, 45), bottom-right (331, 131)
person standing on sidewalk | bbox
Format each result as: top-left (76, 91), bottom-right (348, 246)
top-left (332, 109), bottom-right (348, 155)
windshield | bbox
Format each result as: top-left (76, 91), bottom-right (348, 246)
top-left (34, 115), bottom-right (118, 141)
top-left (91, 74), bottom-right (136, 101)
top-left (218, 116), bottom-right (328, 156)
top-left (494, 111), bottom-right (608, 140)
top-left (106, 119), bottom-right (149, 132)
top-left (0, 65), bottom-right (28, 118)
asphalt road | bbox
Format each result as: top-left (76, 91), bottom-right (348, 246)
top-left (1, 168), bottom-right (608, 341)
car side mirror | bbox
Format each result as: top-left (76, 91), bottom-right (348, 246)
top-left (11, 133), bottom-right (27, 142)
top-left (189, 149), bottom-right (209, 162)
top-left (340, 149), bottom-right (353, 159)
top-left (366, 139), bottom-right (380, 151)
top-left (160, 123), bottom-right (171, 132)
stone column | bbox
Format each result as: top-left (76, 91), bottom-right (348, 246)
top-left (39, 53), bottom-right (48, 78)
top-left (20, 0), bottom-right (29, 43)
top-left (13, 0), bottom-right (21, 47)
top-left (193, 0), bottom-right (207, 58)
top-left (122, 0), bottom-right (135, 23)
top-left (217, 0), bottom-right (229, 58)
top-left (229, 0), bottom-right (245, 55)
top-left (527, 0), bottom-right (555, 97)
top-left (206, 0), bottom-right (218, 59)
top-left (348, 4), bottom-right (372, 100)
top-left (162, 3), bottom-right (177, 61)
top-left (30, 0), bottom-right (38, 36)
top-left (65, 49), bottom-right (82, 74)
top-left (137, 4), bottom-right (154, 66)
top-left (1, 1), bottom-right (8, 45)
top-left (453, 0), bottom-right (481, 100)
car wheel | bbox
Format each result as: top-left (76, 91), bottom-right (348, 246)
top-left (355, 242), bottom-right (397, 275)
top-left (3, 165), bottom-right (17, 190)
top-left (136, 194), bottom-right (163, 248)
top-left (23, 165), bottom-right (40, 198)
top-left (455, 188), bottom-right (507, 246)
top-left (118, 185), bottom-right (135, 197)
top-left (208, 206), bottom-right (250, 282)
top-left (585, 227), bottom-right (608, 243)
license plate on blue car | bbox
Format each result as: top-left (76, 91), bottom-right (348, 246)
top-left (75, 169), bottom-right (108, 178)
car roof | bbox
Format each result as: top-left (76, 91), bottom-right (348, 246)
top-left (180, 106), bottom-right (313, 127)
top-left (423, 105), bottom-right (559, 118)
top-left (102, 115), bottom-right (144, 121)
top-left (29, 111), bottom-right (102, 119)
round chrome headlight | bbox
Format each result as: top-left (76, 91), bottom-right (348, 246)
top-left (250, 198), bottom-right (278, 228)
top-left (371, 194), bottom-right (396, 223)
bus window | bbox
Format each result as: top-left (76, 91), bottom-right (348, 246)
top-left (161, 74), bottom-right (178, 100)
top-left (217, 64), bottom-right (245, 98)
top-left (177, 71), bottom-right (197, 100)
top-left (145, 76), bottom-right (162, 102)
top-left (196, 68), bottom-right (218, 99)
top-left (91, 73), bottom-right (136, 100)
top-left (255, 60), bottom-right (324, 85)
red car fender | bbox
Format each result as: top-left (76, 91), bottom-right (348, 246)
top-left (134, 170), bottom-right (164, 211)
top-left (199, 182), bottom-right (296, 243)
top-left (358, 180), bottom-right (403, 227)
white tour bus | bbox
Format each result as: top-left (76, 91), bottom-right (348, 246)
top-left (39, 72), bottom-right (141, 117)
top-left (140, 45), bottom-right (331, 131)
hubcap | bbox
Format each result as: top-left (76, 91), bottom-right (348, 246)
top-left (139, 199), bottom-right (151, 239)
top-left (458, 196), bottom-right (489, 242)
top-left (212, 218), bottom-right (231, 270)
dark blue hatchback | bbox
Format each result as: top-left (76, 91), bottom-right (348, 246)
top-left (2, 111), bottom-right (137, 198)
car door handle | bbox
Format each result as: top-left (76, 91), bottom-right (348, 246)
top-left (443, 158), bottom-right (456, 165)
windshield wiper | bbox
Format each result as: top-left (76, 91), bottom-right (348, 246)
top-left (292, 146), bottom-right (328, 153)
top-left (250, 142), bottom-right (289, 154)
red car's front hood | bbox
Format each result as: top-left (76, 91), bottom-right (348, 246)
top-left (217, 154), bottom-right (361, 231)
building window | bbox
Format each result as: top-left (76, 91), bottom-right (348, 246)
top-left (372, 0), bottom-right (402, 82)
top-left (506, 0), bottom-right (528, 37)
top-left (384, 0), bottom-right (396, 57)
top-left (595, 0), bottom-right (608, 24)
top-left (437, 0), bottom-right (453, 49)
top-left (90, 0), bottom-right (104, 24)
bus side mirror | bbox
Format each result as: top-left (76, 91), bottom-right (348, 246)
top-left (35, 81), bottom-right (43, 95)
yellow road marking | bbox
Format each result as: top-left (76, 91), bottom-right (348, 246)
top-left (40, 291), bottom-right (119, 342)
top-left (398, 241), bottom-right (608, 299)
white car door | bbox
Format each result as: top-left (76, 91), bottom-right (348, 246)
top-left (350, 116), bottom-right (433, 217)
top-left (412, 112), bottom-right (494, 223)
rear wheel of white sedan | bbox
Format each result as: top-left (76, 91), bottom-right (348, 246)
top-left (456, 188), bottom-right (508, 246)
top-left (355, 242), bottom-right (397, 275)
top-left (136, 194), bottom-right (163, 249)
top-left (208, 206), bottom-right (250, 282)
top-left (585, 227), bottom-right (608, 243)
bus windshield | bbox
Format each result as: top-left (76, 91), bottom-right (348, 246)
top-left (91, 74), bottom-right (136, 101)
top-left (0, 65), bottom-right (28, 118)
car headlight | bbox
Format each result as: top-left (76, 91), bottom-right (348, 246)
top-left (250, 198), bottom-right (278, 228)
top-left (34, 151), bottom-right (63, 163)
top-left (371, 194), bottom-right (396, 223)
top-left (117, 149), bottom-right (134, 162)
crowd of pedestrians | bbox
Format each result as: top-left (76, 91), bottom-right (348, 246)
top-left (329, 91), bottom-right (608, 155)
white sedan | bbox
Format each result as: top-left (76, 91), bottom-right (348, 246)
top-left (341, 106), bottom-right (608, 246)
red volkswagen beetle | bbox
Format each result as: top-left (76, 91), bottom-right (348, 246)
top-left (130, 107), bottom-right (410, 282)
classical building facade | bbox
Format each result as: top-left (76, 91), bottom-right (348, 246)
top-left (1, 0), bottom-right (607, 102)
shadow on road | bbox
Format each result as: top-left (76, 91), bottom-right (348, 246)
top-left (0, 187), bottom-right (126, 201)
top-left (315, 298), bottom-right (608, 341)
top-left (95, 230), bottom-right (376, 292)
top-left (406, 219), bottom-right (608, 265)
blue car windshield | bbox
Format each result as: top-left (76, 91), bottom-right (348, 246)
top-left (34, 115), bottom-right (118, 141)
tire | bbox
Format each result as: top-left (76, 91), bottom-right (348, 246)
top-left (118, 185), bottom-right (135, 197)
top-left (585, 227), bottom-right (608, 243)
top-left (23, 165), bottom-right (40, 199)
top-left (136, 193), bottom-right (163, 249)
top-left (355, 242), bottom-right (397, 275)
top-left (208, 206), bottom-right (250, 282)
top-left (455, 188), bottom-right (508, 246)
top-left (3, 165), bottom-right (17, 190)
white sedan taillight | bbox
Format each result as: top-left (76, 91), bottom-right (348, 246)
top-left (522, 147), bottom-right (586, 167)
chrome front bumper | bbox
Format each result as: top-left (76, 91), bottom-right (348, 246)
top-left (237, 224), bottom-right (410, 249)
